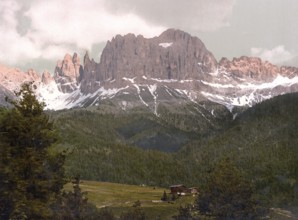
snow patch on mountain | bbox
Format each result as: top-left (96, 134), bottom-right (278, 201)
top-left (148, 84), bottom-right (159, 116)
top-left (151, 78), bottom-right (178, 83)
top-left (97, 86), bottom-right (129, 99)
top-left (133, 84), bottom-right (149, 107)
top-left (159, 42), bottom-right (173, 48)
top-left (37, 81), bottom-right (69, 110)
top-left (123, 77), bottom-right (136, 83)
top-left (201, 81), bottom-right (236, 89)
top-left (238, 75), bottom-right (298, 90)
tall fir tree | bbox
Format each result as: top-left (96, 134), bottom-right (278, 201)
top-left (0, 82), bottom-right (66, 219)
top-left (196, 157), bottom-right (266, 219)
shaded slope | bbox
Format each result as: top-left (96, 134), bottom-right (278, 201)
top-left (182, 92), bottom-right (298, 206)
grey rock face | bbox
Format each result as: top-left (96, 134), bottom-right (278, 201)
top-left (54, 53), bottom-right (83, 92)
top-left (3, 28), bottom-right (298, 112)
top-left (80, 52), bottom-right (99, 93)
top-left (41, 71), bottom-right (54, 85)
top-left (219, 56), bottom-right (281, 82)
top-left (78, 29), bottom-right (217, 93)
top-left (50, 29), bottom-right (298, 111)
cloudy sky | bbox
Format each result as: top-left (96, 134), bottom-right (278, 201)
top-left (1, 0), bottom-right (298, 73)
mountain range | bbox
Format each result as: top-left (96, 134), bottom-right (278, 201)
top-left (1, 28), bottom-right (297, 209)
top-left (1, 28), bottom-right (298, 115)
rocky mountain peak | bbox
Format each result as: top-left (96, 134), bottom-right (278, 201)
top-left (54, 53), bottom-right (82, 82)
top-left (158, 28), bottom-right (191, 41)
top-left (79, 51), bottom-right (98, 93)
top-left (219, 56), bottom-right (280, 81)
top-left (0, 64), bottom-right (41, 99)
top-left (54, 53), bottom-right (82, 93)
top-left (27, 69), bottom-right (40, 81)
top-left (0, 28), bottom-right (294, 111)
top-left (41, 71), bottom-right (54, 85)
top-left (92, 28), bottom-right (217, 93)
top-left (83, 51), bottom-right (92, 67)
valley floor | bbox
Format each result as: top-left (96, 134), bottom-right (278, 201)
top-left (65, 180), bottom-right (195, 219)
top-left (65, 180), bottom-right (298, 220)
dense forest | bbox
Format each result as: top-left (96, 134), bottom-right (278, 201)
top-left (51, 93), bottom-right (298, 209)
top-left (0, 83), bottom-right (297, 219)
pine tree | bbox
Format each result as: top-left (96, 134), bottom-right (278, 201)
top-left (0, 82), bottom-right (66, 219)
top-left (61, 177), bottom-right (100, 220)
top-left (161, 190), bottom-right (168, 201)
top-left (196, 158), bottom-right (266, 219)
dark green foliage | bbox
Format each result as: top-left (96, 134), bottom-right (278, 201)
top-left (120, 200), bottom-right (146, 220)
top-left (51, 109), bottom-right (201, 187)
top-left (196, 158), bottom-right (266, 219)
top-left (59, 177), bottom-right (100, 220)
top-left (175, 204), bottom-right (193, 220)
top-left (0, 83), bottom-right (66, 219)
top-left (161, 190), bottom-right (168, 201)
top-left (48, 92), bottom-right (298, 209)
top-left (171, 193), bottom-right (177, 201)
top-left (98, 208), bottom-right (116, 220)
top-left (179, 93), bottom-right (298, 207)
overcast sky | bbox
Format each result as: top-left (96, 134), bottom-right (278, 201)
top-left (1, 0), bottom-right (298, 73)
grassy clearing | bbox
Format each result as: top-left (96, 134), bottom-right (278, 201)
top-left (65, 180), bottom-right (195, 219)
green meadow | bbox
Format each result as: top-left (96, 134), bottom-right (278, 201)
top-left (65, 180), bottom-right (195, 219)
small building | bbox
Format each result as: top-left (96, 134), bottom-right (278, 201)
top-left (170, 184), bottom-right (187, 194)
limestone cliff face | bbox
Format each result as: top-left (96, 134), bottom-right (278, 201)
top-left (67, 29), bottom-right (298, 102)
top-left (41, 71), bottom-right (54, 85)
top-left (219, 56), bottom-right (280, 81)
top-left (54, 53), bottom-right (83, 92)
top-left (63, 29), bottom-right (297, 96)
top-left (97, 29), bottom-right (217, 82)
top-left (3, 28), bottom-right (298, 111)
top-left (76, 29), bottom-right (218, 93)
top-left (79, 52), bottom-right (99, 93)
top-left (0, 64), bottom-right (42, 106)
top-left (219, 56), bottom-right (298, 82)
top-left (0, 64), bottom-right (41, 92)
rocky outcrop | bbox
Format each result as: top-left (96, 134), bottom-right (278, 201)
top-left (72, 52), bottom-right (82, 80)
top-left (73, 29), bottom-right (218, 94)
top-left (280, 66), bottom-right (298, 78)
top-left (219, 56), bottom-right (298, 82)
top-left (0, 64), bottom-right (41, 92)
top-left (0, 64), bottom-right (42, 106)
top-left (41, 71), bottom-right (54, 85)
top-left (54, 53), bottom-right (83, 93)
top-left (97, 29), bottom-right (216, 83)
top-left (79, 52), bottom-right (99, 93)
top-left (27, 69), bottom-right (40, 81)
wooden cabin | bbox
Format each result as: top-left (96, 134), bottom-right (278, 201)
top-left (170, 184), bottom-right (187, 194)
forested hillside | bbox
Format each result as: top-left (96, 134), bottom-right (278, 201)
top-left (50, 93), bottom-right (298, 208)
top-left (182, 92), bottom-right (298, 207)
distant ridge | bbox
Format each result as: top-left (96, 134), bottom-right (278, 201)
top-left (1, 29), bottom-right (298, 113)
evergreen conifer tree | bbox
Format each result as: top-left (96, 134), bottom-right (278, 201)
top-left (196, 158), bottom-right (266, 219)
top-left (0, 83), bottom-right (66, 219)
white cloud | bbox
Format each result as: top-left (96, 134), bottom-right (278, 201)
top-left (42, 45), bottom-right (74, 60)
top-left (251, 45), bottom-right (296, 65)
top-left (0, 0), bottom-right (20, 29)
top-left (0, 0), bottom-right (41, 65)
top-left (0, 0), bottom-right (165, 69)
top-left (25, 0), bottom-right (165, 50)
top-left (105, 0), bottom-right (236, 32)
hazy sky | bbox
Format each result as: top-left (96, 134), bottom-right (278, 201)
top-left (1, 0), bottom-right (298, 73)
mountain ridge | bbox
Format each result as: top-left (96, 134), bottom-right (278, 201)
top-left (1, 28), bottom-right (298, 113)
